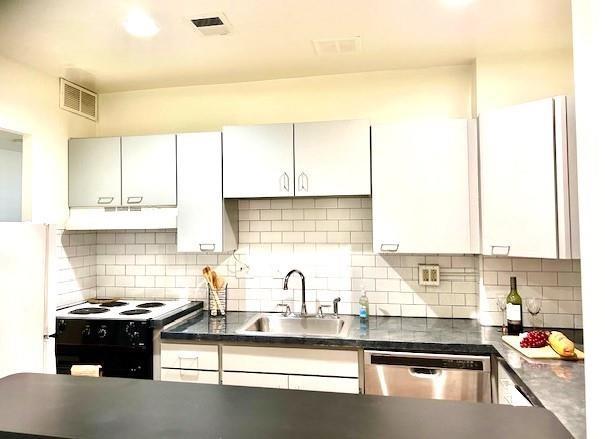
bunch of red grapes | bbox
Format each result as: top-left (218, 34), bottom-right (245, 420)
top-left (520, 330), bottom-right (550, 348)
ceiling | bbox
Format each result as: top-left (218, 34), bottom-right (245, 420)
top-left (0, 0), bottom-right (572, 93)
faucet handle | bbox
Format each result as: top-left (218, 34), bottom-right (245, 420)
top-left (317, 304), bottom-right (331, 318)
top-left (277, 303), bottom-right (291, 316)
top-left (332, 297), bottom-right (341, 318)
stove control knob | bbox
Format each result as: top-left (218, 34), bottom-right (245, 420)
top-left (81, 325), bottom-right (92, 337)
top-left (97, 325), bottom-right (108, 339)
top-left (130, 331), bottom-right (140, 343)
top-left (58, 320), bottom-right (67, 332)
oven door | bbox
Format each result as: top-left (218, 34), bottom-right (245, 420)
top-left (56, 345), bottom-right (152, 379)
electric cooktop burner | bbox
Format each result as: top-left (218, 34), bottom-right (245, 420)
top-left (120, 309), bottom-right (152, 316)
top-left (136, 302), bottom-right (166, 308)
top-left (69, 307), bottom-right (110, 315)
top-left (100, 301), bottom-right (128, 308)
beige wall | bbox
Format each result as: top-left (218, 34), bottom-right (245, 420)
top-left (97, 65), bottom-right (473, 136)
top-left (0, 55), bottom-right (96, 224)
top-left (474, 49), bottom-right (574, 114)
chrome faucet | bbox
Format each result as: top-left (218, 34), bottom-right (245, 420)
top-left (283, 269), bottom-right (307, 316)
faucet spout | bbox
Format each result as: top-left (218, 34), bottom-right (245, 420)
top-left (283, 269), bottom-right (307, 316)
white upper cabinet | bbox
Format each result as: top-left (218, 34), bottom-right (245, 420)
top-left (223, 124), bottom-right (294, 198)
top-left (294, 120), bottom-right (370, 196)
top-left (121, 134), bottom-right (177, 206)
top-left (479, 96), bottom-right (579, 259)
top-left (372, 119), bottom-right (479, 254)
top-left (68, 137), bottom-right (122, 207)
top-left (176, 132), bottom-right (238, 253)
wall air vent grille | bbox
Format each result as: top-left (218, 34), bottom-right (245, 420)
top-left (190, 13), bottom-right (231, 36)
top-left (60, 78), bottom-right (97, 121)
top-left (312, 37), bottom-right (362, 56)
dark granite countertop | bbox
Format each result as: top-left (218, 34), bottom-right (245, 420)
top-left (162, 311), bottom-right (586, 438)
top-left (149, 301), bottom-right (203, 328)
top-left (0, 373), bottom-right (572, 439)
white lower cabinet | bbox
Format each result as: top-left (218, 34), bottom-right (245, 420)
top-left (160, 342), bottom-right (359, 394)
top-left (222, 371), bottom-right (358, 393)
top-left (160, 343), bottom-right (219, 370)
top-left (223, 372), bottom-right (289, 389)
top-left (160, 342), bottom-right (219, 384)
top-left (161, 368), bottom-right (219, 384)
top-left (497, 361), bottom-right (533, 407)
top-left (222, 345), bottom-right (359, 394)
top-left (221, 345), bottom-right (358, 377)
top-left (288, 375), bottom-right (359, 394)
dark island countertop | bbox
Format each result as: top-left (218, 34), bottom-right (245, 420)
top-left (162, 311), bottom-right (586, 438)
top-left (0, 373), bottom-right (572, 439)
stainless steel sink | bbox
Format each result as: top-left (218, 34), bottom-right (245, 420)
top-left (237, 313), bottom-right (354, 338)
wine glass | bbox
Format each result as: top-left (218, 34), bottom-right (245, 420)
top-left (496, 296), bottom-right (507, 333)
top-left (526, 298), bottom-right (542, 330)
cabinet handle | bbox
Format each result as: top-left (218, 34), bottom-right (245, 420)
top-left (280, 173), bottom-right (289, 192)
top-left (199, 243), bottom-right (216, 252)
top-left (298, 172), bottom-right (308, 192)
top-left (491, 245), bottom-right (510, 256)
top-left (178, 355), bottom-right (199, 368)
top-left (97, 197), bottom-right (114, 205)
top-left (127, 196), bottom-right (143, 204)
top-left (380, 243), bottom-right (399, 252)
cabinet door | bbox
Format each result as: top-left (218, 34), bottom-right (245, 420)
top-left (121, 134), bottom-right (176, 206)
top-left (222, 346), bottom-right (358, 377)
top-left (68, 137), bottom-right (121, 207)
top-left (160, 343), bottom-right (219, 370)
top-left (160, 368), bottom-right (219, 384)
top-left (223, 124), bottom-right (294, 198)
top-left (294, 120), bottom-right (370, 196)
top-left (176, 132), bottom-right (237, 253)
top-left (223, 372), bottom-right (289, 389)
top-left (372, 119), bottom-right (475, 254)
top-left (480, 99), bottom-right (558, 258)
top-left (288, 375), bottom-right (359, 394)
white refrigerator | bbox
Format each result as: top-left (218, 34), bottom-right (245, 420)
top-left (0, 223), bottom-right (56, 378)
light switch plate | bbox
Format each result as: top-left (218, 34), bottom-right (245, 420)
top-left (419, 264), bottom-right (440, 286)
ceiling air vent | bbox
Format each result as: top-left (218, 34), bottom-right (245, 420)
top-left (60, 78), bottom-right (97, 121)
top-left (312, 37), bottom-right (362, 56)
top-left (190, 13), bottom-right (231, 36)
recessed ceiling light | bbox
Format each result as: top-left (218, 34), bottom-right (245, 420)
top-left (440, 0), bottom-right (474, 8)
top-left (123, 8), bottom-right (159, 38)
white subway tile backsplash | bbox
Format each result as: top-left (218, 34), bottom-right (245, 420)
top-left (54, 199), bottom-right (581, 329)
top-left (512, 258), bottom-right (542, 272)
top-left (479, 254), bottom-right (582, 328)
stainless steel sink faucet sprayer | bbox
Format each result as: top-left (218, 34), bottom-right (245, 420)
top-left (283, 269), bottom-right (306, 316)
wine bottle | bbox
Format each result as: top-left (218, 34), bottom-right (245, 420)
top-left (506, 276), bottom-right (523, 335)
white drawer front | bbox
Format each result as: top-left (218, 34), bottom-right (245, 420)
top-left (223, 372), bottom-right (289, 389)
top-left (160, 343), bottom-right (219, 370)
top-left (160, 368), bottom-right (219, 384)
top-left (222, 346), bottom-right (358, 377)
top-left (289, 375), bottom-right (359, 394)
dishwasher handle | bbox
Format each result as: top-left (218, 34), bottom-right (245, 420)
top-left (409, 368), bottom-right (442, 378)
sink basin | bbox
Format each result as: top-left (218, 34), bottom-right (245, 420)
top-left (237, 313), bottom-right (354, 338)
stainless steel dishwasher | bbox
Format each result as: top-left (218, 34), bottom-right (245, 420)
top-left (364, 351), bottom-right (492, 403)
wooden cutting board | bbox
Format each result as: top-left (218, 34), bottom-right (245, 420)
top-left (502, 335), bottom-right (584, 360)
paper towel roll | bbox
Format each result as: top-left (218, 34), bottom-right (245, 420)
top-left (70, 365), bottom-right (101, 377)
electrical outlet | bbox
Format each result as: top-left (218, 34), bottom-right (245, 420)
top-left (418, 264), bottom-right (440, 286)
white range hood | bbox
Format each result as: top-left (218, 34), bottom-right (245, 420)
top-left (65, 207), bottom-right (177, 231)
